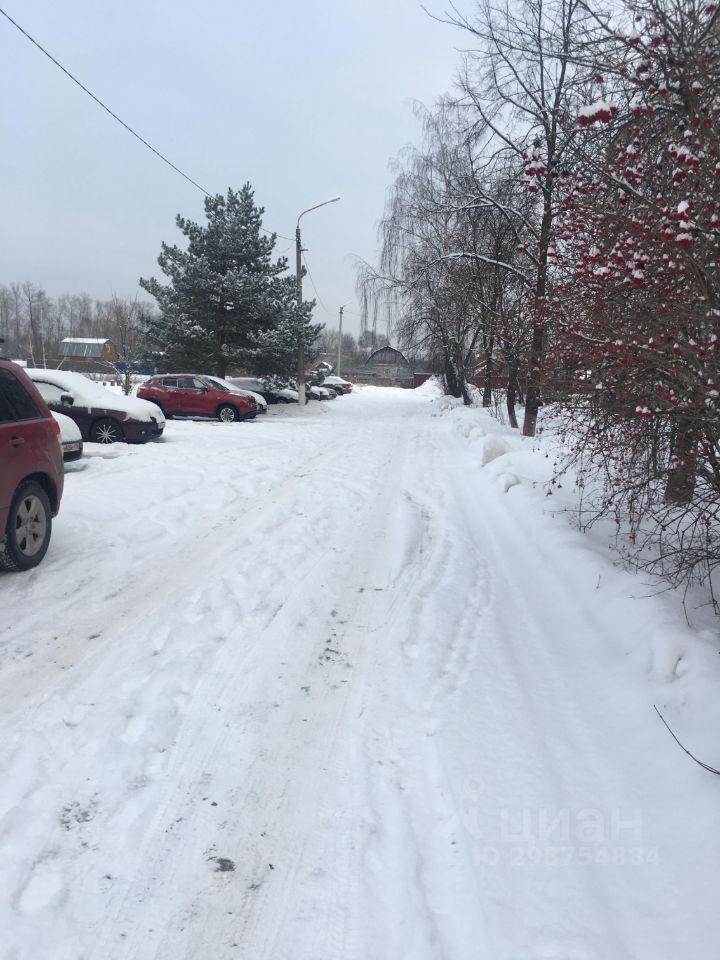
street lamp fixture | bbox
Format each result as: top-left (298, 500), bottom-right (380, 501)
top-left (295, 196), bottom-right (341, 406)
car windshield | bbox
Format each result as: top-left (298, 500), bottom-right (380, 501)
top-left (34, 381), bottom-right (67, 404)
top-left (204, 377), bottom-right (229, 392)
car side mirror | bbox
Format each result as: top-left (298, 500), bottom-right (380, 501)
top-left (61, 394), bottom-right (74, 406)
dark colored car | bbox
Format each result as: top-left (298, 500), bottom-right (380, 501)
top-left (0, 357), bottom-right (64, 571)
top-left (27, 369), bottom-right (165, 444)
top-left (322, 377), bottom-right (353, 395)
top-left (138, 374), bottom-right (256, 422)
top-left (228, 377), bottom-right (299, 404)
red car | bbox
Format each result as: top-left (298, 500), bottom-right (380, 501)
top-left (137, 375), bottom-right (257, 422)
top-left (0, 356), bottom-right (64, 571)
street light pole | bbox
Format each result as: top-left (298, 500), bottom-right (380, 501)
top-left (295, 196), bottom-right (340, 406)
top-left (295, 223), bottom-right (304, 405)
top-left (337, 302), bottom-right (348, 377)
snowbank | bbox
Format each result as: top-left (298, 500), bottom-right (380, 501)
top-left (425, 391), bottom-right (720, 782)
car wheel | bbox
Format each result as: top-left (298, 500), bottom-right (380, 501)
top-left (217, 404), bottom-right (239, 423)
top-left (151, 401), bottom-right (169, 419)
top-left (0, 481), bottom-right (52, 572)
top-left (90, 417), bottom-right (124, 443)
top-left (277, 397), bottom-right (291, 404)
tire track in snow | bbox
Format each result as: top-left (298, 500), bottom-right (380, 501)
top-left (356, 429), bottom-right (497, 960)
top-left (1, 414), bottom-right (373, 960)
top-left (61, 407), bottom-right (416, 960)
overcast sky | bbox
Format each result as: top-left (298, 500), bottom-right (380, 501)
top-left (0, 1), bottom-right (463, 335)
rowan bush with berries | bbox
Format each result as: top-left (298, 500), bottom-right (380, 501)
top-left (546, 0), bottom-right (720, 592)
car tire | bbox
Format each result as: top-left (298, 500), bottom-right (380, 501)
top-left (151, 401), bottom-right (169, 419)
top-left (0, 481), bottom-right (52, 572)
top-left (277, 397), bottom-right (291, 404)
top-left (217, 404), bottom-right (239, 423)
top-left (90, 418), bottom-right (124, 444)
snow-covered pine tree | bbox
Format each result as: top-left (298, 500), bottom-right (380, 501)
top-left (244, 294), bottom-right (322, 383)
top-left (140, 184), bottom-right (319, 379)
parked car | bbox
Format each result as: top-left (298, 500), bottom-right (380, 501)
top-left (321, 375), bottom-right (353, 394)
top-left (137, 374), bottom-right (256, 422)
top-left (201, 376), bottom-right (267, 414)
top-left (228, 377), bottom-right (299, 405)
top-left (307, 384), bottom-right (335, 400)
top-left (322, 383), bottom-right (344, 397)
top-left (52, 411), bottom-right (83, 462)
top-left (0, 356), bottom-right (64, 571)
top-left (27, 369), bottom-right (165, 444)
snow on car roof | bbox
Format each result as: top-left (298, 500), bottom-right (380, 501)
top-left (26, 368), bottom-right (160, 422)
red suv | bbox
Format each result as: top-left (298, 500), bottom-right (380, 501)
top-left (0, 357), bottom-right (64, 571)
top-left (137, 375), bottom-right (256, 422)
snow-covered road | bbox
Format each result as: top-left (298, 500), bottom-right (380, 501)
top-left (2, 387), bottom-right (718, 959)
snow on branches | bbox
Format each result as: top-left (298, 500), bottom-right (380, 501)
top-left (577, 101), bottom-right (620, 126)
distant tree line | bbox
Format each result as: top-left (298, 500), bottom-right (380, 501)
top-left (314, 328), bottom-right (391, 368)
top-left (0, 282), bottom-right (154, 370)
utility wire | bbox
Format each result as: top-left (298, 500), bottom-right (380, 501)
top-left (0, 5), bottom-right (210, 195)
top-left (303, 251), bottom-right (361, 321)
top-left (0, 5), bottom-right (293, 242)
top-left (302, 252), bottom-right (334, 317)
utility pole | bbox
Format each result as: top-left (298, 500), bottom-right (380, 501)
top-left (295, 224), bottom-right (305, 406)
top-left (295, 197), bottom-right (341, 406)
top-left (337, 303), bottom-right (348, 377)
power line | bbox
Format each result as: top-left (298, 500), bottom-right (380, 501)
top-left (302, 251), bottom-right (361, 322)
top-left (0, 5), bottom-right (294, 242)
top-left (0, 5), bottom-right (211, 196)
top-left (302, 252), bottom-right (334, 317)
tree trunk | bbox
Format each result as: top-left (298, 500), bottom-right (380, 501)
top-left (483, 350), bottom-right (493, 407)
top-left (506, 353), bottom-right (520, 429)
top-left (443, 342), bottom-right (466, 400)
top-left (665, 418), bottom-right (697, 504)
top-left (522, 190), bottom-right (553, 438)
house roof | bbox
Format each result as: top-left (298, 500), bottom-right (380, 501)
top-left (366, 345), bottom-right (409, 366)
top-left (59, 337), bottom-right (115, 359)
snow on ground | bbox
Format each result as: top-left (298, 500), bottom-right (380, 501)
top-left (1, 386), bottom-right (718, 959)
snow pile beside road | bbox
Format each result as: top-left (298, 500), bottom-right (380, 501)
top-left (427, 391), bottom-right (720, 785)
